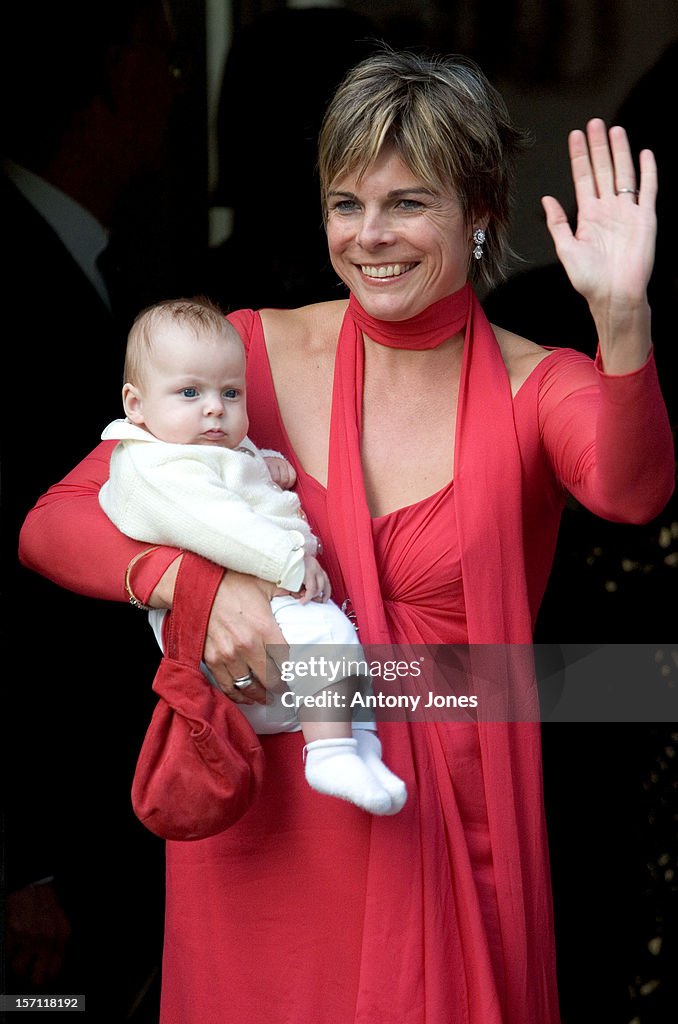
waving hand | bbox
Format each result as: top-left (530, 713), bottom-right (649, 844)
top-left (542, 118), bottom-right (657, 371)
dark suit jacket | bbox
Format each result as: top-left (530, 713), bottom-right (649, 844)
top-left (0, 172), bottom-right (124, 504)
top-left (0, 171), bottom-right (164, 1012)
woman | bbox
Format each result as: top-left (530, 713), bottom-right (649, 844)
top-left (20, 49), bottom-right (673, 1024)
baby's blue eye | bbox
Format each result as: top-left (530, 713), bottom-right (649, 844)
top-left (223, 388), bottom-right (240, 400)
top-left (181, 387), bottom-right (198, 398)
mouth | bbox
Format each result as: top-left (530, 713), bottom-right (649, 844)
top-left (359, 262), bottom-right (418, 280)
top-left (202, 429), bottom-right (226, 440)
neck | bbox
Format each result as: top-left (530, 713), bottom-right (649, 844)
top-left (348, 283), bottom-right (471, 350)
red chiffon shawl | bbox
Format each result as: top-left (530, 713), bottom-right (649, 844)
top-left (224, 285), bottom-right (559, 1023)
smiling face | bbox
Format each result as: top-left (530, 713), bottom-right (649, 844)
top-left (123, 321), bottom-right (249, 448)
top-left (326, 147), bottom-right (474, 321)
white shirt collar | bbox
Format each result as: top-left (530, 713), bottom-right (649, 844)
top-left (101, 419), bottom-right (160, 442)
top-left (3, 158), bottom-right (111, 308)
top-left (100, 419), bottom-right (258, 458)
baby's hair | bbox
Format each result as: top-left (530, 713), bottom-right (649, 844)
top-left (124, 295), bottom-right (240, 386)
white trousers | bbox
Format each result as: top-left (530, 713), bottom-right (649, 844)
top-left (149, 596), bottom-right (375, 735)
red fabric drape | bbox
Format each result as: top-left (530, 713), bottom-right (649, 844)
top-left (321, 285), bottom-right (557, 1022)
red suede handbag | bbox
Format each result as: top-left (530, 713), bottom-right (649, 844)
top-left (131, 552), bottom-right (265, 841)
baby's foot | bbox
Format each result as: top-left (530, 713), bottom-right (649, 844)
top-left (303, 738), bottom-right (393, 815)
top-left (354, 730), bottom-right (408, 814)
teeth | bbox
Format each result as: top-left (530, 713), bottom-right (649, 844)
top-left (361, 262), bottom-right (416, 278)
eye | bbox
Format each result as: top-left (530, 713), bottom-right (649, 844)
top-left (223, 388), bottom-right (241, 400)
top-left (397, 198), bottom-right (425, 211)
top-left (331, 199), bottom-right (360, 214)
top-left (181, 387), bottom-right (198, 398)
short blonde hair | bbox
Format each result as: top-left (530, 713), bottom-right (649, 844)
top-left (318, 47), bottom-right (529, 287)
top-left (124, 295), bottom-right (237, 386)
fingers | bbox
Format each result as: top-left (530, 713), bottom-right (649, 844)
top-left (224, 668), bottom-right (268, 705)
top-left (569, 119), bottom-right (655, 206)
top-left (298, 561), bottom-right (331, 604)
top-left (203, 572), bottom-right (286, 703)
top-left (582, 118), bottom-right (618, 197)
top-left (282, 463), bottom-right (297, 488)
top-left (203, 638), bottom-right (271, 704)
top-left (265, 457), bottom-right (297, 489)
top-left (541, 194), bottom-right (573, 255)
top-left (313, 573), bottom-right (331, 603)
top-left (569, 119), bottom-right (620, 202)
top-left (637, 147), bottom-right (658, 210)
top-left (608, 123), bottom-right (637, 197)
top-left (568, 123), bottom-right (599, 203)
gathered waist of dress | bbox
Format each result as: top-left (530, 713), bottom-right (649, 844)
top-left (371, 479), bottom-right (468, 645)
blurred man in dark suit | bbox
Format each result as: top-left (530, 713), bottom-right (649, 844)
top-left (1, 4), bottom-right (184, 1018)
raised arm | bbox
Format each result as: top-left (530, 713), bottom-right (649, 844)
top-left (542, 119), bottom-right (657, 374)
top-left (538, 348), bottom-right (674, 523)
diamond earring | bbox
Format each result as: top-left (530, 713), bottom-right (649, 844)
top-left (472, 229), bottom-right (486, 261)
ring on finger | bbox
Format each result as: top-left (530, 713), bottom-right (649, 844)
top-left (616, 187), bottom-right (639, 196)
top-left (233, 673), bottom-right (255, 690)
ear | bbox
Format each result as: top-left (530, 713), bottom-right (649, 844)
top-left (122, 383), bottom-right (145, 424)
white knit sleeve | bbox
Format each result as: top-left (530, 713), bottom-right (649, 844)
top-left (99, 442), bottom-right (312, 586)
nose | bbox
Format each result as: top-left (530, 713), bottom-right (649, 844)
top-left (203, 394), bottom-right (224, 416)
top-left (356, 207), bottom-right (397, 250)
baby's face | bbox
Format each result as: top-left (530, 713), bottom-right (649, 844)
top-left (129, 323), bottom-right (249, 448)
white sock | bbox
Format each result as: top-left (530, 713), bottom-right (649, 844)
top-left (354, 730), bottom-right (408, 814)
top-left (303, 738), bottom-right (393, 815)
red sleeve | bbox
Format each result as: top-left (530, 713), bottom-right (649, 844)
top-left (227, 308), bottom-right (256, 353)
top-left (18, 441), bottom-right (181, 603)
top-left (19, 310), bottom-right (255, 606)
top-left (538, 348), bottom-right (675, 523)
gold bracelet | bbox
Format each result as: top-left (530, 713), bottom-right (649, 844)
top-left (124, 546), bottom-right (161, 611)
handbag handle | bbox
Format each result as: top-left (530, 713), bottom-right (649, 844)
top-left (163, 554), bottom-right (226, 668)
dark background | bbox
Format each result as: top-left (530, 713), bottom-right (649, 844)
top-left (1, 1), bottom-right (676, 1022)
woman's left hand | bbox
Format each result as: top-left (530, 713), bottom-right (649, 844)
top-left (542, 119), bottom-right (657, 368)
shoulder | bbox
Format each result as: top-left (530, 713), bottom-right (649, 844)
top-left (491, 324), bottom-right (594, 396)
top-left (492, 323), bottom-right (551, 372)
top-left (259, 300), bottom-right (348, 357)
top-left (491, 324), bottom-right (552, 396)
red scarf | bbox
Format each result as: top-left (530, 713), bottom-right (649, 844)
top-left (328, 281), bottom-right (532, 646)
top-left (325, 283), bottom-right (557, 1022)
top-left (347, 286), bottom-right (470, 350)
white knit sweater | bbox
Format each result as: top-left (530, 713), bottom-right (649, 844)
top-left (99, 420), bottom-right (317, 591)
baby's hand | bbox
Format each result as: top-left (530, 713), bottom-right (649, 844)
top-left (265, 456), bottom-right (297, 490)
top-left (298, 554), bottom-right (331, 605)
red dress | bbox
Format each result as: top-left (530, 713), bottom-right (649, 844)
top-left (19, 293), bottom-right (673, 1024)
top-left (161, 296), bottom-right (674, 1024)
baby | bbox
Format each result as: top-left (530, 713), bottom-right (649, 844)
top-left (99, 296), bottom-right (407, 815)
